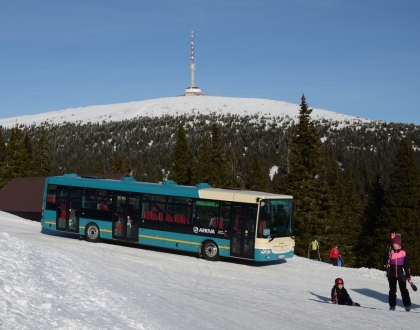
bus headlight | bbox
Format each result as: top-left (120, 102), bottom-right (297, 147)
top-left (260, 249), bottom-right (272, 254)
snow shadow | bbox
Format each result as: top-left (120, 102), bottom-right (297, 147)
top-left (219, 257), bottom-right (288, 267)
top-left (41, 227), bottom-right (81, 239)
top-left (308, 291), bottom-right (330, 303)
top-left (352, 288), bottom-right (420, 308)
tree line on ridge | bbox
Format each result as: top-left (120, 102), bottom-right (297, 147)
top-left (1, 95), bottom-right (420, 273)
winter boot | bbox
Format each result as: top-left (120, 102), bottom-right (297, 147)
top-left (389, 306), bottom-right (396, 311)
top-left (405, 305), bottom-right (411, 312)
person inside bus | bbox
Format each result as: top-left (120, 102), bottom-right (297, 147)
top-left (127, 215), bottom-right (132, 235)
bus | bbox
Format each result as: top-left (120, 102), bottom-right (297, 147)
top-left (41, 174), bottom-right (294, 262)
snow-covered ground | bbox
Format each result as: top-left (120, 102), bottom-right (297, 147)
top-left (0, 211), bottom-right (418, 329)
top-left (0, 96), bottom-right (375, 129)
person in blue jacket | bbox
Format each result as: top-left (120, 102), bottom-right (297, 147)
top-left (337, 253), bottom-right (344, 267)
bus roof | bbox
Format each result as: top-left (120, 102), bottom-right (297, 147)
top-left (46, 174), bottom-right (292, 204)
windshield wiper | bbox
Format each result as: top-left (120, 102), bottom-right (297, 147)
top-left (269, 237), bottom-right (276, 242)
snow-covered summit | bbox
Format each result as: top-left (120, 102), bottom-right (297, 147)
top-left (0, 96), bottom-right (374, 128)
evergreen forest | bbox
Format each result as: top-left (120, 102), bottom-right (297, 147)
top-left (1, 95), bottom-right (420, 274)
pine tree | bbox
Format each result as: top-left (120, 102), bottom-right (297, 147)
top-left (380, 138), bottom-right (420, 275)
top-left (244, 151), bottom-right (268, 191)
top-left (112, 153), bottom-right (128, 174)
top-left (356, 174), bottom-right (385, 268)
top-left (208, 123), bottom-right (230, 188)
top-left (167, 123), bottom-right (194, 185)
top-left (272, 140), bottom-right (290, 193)
top-left (324, 158), bottom-right (342, 256)
top-left (272, 161), bottom-right (289, 194)
top-left (22, 131), bottom-right (33, 176)
top-left (33, 127), bottom-right (52, 177)
top-left (339, 167), bottom-right (362, 267)
top-left (0, 130), bottom-right (6, 186)
top-left (228, 156), bottom-right (242, 188)
top-left (4, 127), bottom-right (26, 182)
top-left (271, 171), bottom-right (281, 193)
top-left (0, 130), bottom-right (6, 162)
top-left (94, 160), bottom-right (104, 174)
top-left (284, 95), bottom-right (329, 257)
top-left (192, 138), bottom-right (211, 185)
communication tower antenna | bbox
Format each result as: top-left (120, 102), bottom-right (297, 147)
top-left (189, 29), bottom-right (196, 87)
top-left (184, 29), bottom-right (202, 96)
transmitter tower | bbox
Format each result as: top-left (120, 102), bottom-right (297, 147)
top-left (184, 29), bottom-right (202, 96)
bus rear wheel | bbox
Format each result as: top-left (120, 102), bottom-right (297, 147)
top-left (202, 241), bottom-right (219, 261)
top-left (85, 223), bottom-right (101, 243)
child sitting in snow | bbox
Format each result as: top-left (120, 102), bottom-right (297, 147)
top-left (331, 278), bottom-right (360, 306)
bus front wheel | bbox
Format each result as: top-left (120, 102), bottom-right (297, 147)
top-left (85, 223), bottom-right (101, 243)
top-left (202, 241), bottom-right (219, 261)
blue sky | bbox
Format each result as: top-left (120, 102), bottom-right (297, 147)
top-left (1, 0), bottom-right (419, 124)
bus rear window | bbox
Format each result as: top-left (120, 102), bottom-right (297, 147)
top-left (46, 185), bottom-right (57, 210)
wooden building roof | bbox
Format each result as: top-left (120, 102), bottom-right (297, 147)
top-left (0, 174), bottom-right (128, 220)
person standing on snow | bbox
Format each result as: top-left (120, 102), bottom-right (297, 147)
top-left (329, 244), bottom-right (340, 266)
top-left (384, 235), bottom-right (412, 311)
top-left (331, 278), bottom-right (360, 306)
top-left (337, 252), bottom-right (344, 267)
top-left (310, 238), bottom-right (320, 260)
top-left (384, 231), bottom-right (401, 269)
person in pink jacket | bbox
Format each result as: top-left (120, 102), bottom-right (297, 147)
top-left (329, 244), bottom-right (340, 266)
top-left (385, 235), bottom-right (412, 311)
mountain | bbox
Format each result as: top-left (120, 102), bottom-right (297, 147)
top-left (0, 96), bottom-right (375, 128)
top-left (0, 95), bottom-right (417, 205)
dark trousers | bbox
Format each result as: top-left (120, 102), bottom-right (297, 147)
top-left (312, 250), bottom-right (319, 260)
top-left (388, 277), bottom-right (411, 307)
top-left (331, 258), bottom-right (338, 266)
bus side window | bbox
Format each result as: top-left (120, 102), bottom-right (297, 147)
top-left (142, 201), bottom-right (155, 220)
top-left (155, 196), bottom-right (166, 221)
top-left (82, 188), bottom-right (97, 219)
top-left (46, 185), bottom-right (57, 210)
top-left (96, 189), bottom-right (112, 221)
top-left (221, 202), bottom-right (231, 230)
top-left (194, 200), bottom-right (220, 228)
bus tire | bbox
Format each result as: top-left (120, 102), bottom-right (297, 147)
top-left (85, 223), bottom-right (101, 243)
top-left (202, 240), bottom-right (219, 261)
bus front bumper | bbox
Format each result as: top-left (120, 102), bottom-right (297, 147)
top-left (254, 247), bottom-right (294, 262)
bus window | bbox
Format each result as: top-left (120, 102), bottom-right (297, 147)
top-left (46, 185), bottom-right (57, 210)
top-left (142, 194), bottom-right (166, 221)
top-left (174, 204), bottom-right (192, 224)
top-left (194, 200), bottom-right (220, 228)
top-left (220, 202), bottom-right (231, 230)
top-left (150, 195), bottom-right (166, 221)
top-left (97, 190), bottom-right (113, 221)
top-left (82, 188), bottom-right (97, 219)
top-left (257, 199), bottom-right (293, 238)
top-left (167, 197), bottom-right (192, 224)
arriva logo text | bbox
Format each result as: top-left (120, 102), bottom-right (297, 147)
top-left (193, 227), bottom-right (215, 234)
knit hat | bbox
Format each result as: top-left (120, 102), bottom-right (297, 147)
top-left (392, 236), bottom-right (402, 246)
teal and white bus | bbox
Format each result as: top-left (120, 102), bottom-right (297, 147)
top-left (41, 174), bottom-right (294, 262)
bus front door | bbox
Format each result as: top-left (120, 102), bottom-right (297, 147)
top-left (56, 187), bottom-right (81, 233)
top-left (230, 204), bottom-right (257, 259)
top-left (113, 195), bottom-right (140, 242)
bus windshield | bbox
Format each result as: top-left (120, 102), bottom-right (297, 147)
top-left (257, 199), bottom-right (293, 238)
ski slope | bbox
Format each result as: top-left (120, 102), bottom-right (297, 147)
top-left (0, 96), bottom-right (375, 129)
top-left (0, 211), bottom-right (418, 330)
